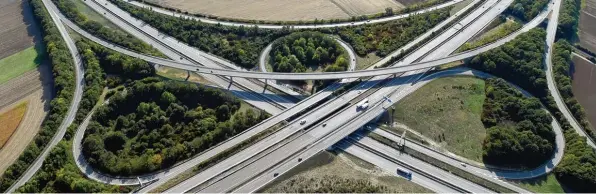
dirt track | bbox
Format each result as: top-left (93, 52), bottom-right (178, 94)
top-left (0, 0), bottom-right (41, 59)
top-left (146, 0), bottom-right (411, 21)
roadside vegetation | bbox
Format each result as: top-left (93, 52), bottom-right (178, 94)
top-left (390, 77), bottom-right (487, 162)
top-left (0, 46), bottom-right (46, 84)
top-left (108, 0), bottom-right (450, 69)
top-left (0, 102), bottom-right (28, 148)
top-left (82, 79), bottom-right (269, 175)
top-left (458, 16), bottom-right (521, 52)
top-left (505, 0), bottom-right (549, 22)
top-left (0, 0), bottom-right (77, 190)
top-left (468, 28), bottom-right (595, 192)
top-left (52, 0), bottom-right (163, 57)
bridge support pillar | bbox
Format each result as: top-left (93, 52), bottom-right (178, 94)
top-left (185, 71), bottom-right (190, 81)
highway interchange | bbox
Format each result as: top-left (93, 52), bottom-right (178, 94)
top-left (4, 0), bottom-right (595, 192)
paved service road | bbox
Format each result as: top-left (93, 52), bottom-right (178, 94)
top-left (125, 0), bottom-right (467, 29)
top-left (6, 0), bottom-right (85, 192)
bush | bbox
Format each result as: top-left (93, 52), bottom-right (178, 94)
top-left (270, 32), bottom-right (348, 73)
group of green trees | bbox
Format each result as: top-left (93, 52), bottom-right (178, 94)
top-left (506, 0), bottom-right (549, 22)
top-left (52, 0), bottom-right (163, 57)
top-left (0, 0), bottom-right (77, 190)
top-left (336, 9), bottom-right (450, 56)
top-left (558, 0), bottom-right (581, 39)
top-left (82, 79), bottom-right (268, 175)
top-left (270, 32), bottom-right (348, 73)
top-left (481, 78), bottom-right (555, 168)
top-left (469, 28), bottom-right (595, 192)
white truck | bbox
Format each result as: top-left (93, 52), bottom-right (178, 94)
top-left (356, 98), bottom-right (369, 110)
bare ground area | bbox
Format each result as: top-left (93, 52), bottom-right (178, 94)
top-left (260, 150), bottom-right (430, 193)
top-left (578, 0), bottom-right (596, 53)
top-left (571, 55), bottom-right (596, 130)
top-left (0, 0), bottom-right (42, 59)
top-left (0, 62), bottom-right (53, 174)
top-left (146, 0), bottom-right (428, 21)
top-left (0, 102), bottom-right (27, 148)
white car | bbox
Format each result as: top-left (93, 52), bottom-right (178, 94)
top-left (300, 119), bottom-right (307, 125)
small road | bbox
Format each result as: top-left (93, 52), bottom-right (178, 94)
top-left (6, 0), bottom-right (85, 192)
top-left (125, 0), bottom-right (467, 29)
top-left (544, 0), bottom-right (596, 147)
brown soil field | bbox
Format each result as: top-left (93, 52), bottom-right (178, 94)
top-left (578, 0), bottom-right (596, 53)
top-left (0, 0), bottom-right (42, 59)
top-left (571, 54), bottom-right (596, 130)
top-left (146, 0), bottom-right (430, 21)
top-left (0, 102), bottom-right (27, 148)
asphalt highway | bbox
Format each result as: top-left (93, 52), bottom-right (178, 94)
top-left (125, 0), bottom-right (467, 29)
top-left (5, 0), bottom-right (85, 192)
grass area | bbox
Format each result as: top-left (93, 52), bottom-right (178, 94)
top-left (156, 66), bottom-right (214, 86)
top-left (388, 76), bottom-right (487, 162)
top-left (72, 0), bottom-right (124, 32)
top-left (450, 0), bottom-right (475, 15)
top-left (261, 151), bottom-right (431, 193)
top-left (457, 19), bottom-right (521, 52)
top-left (0, 46), bottom-right (45, 84)
top-left (0, 102), bottom-right (28, 148)
top-left (356, 53), bottom-right (382, 70)
top-left (513, 174), bottom-right (566, 193)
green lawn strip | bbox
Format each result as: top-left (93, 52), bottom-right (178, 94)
top-left (458, 18), bottom-right (522, 52)
top-left (513, 174), bottom-right (565, 193)
top-left (71, 0), bottom-right (125, 32)
top-left (0, 46), bottom-right (45, 84)
top-left (389, 76), bottom-right (486, 162)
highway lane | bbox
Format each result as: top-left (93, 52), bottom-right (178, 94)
top-left (336, 141), bottom-right (460, 193)
top-left (83, 0), bottom-right (298, 112)
top-left (543, 0), bottom-right (596, 147)
top-left (124, 0), bottom-right (467, 29)
top-left (5, 0), bottom-right (85, 192)
top-left (346, 136), bottom-right (494, 193)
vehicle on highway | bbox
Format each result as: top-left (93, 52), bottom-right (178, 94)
top-left (298, 158), bottom-right (302, 162)
top-left (322, 123), bottom-right (327, 127)
top-left (300, 119), bottom-right (307, 125)
top-left (357, 98), bottom-right (369, 110)
top-left (461, 162), bottom-right (467, 167)
top-left (273, 173), bottom-right (279, 177)
top-left (397, 167), bottom-right (412, 180)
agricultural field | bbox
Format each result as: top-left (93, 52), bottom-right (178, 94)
top-left (0, 0), bottom-right (41, 59)
top-left (571, 54), bottom-right (596, 130)
top-left (146, 0), bottom-right (427, 21)
top-left (387, 76), bottom-right (487, 162)
top-left (261, 151), bottom-right (430, 193)
top-left (577, 0), bottom-right (595, 53)
top-left (0, 102), bottom-right (27, 148)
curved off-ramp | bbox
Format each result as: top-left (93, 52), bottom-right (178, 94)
top-left (123, 0), bottom-right (468, 29)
